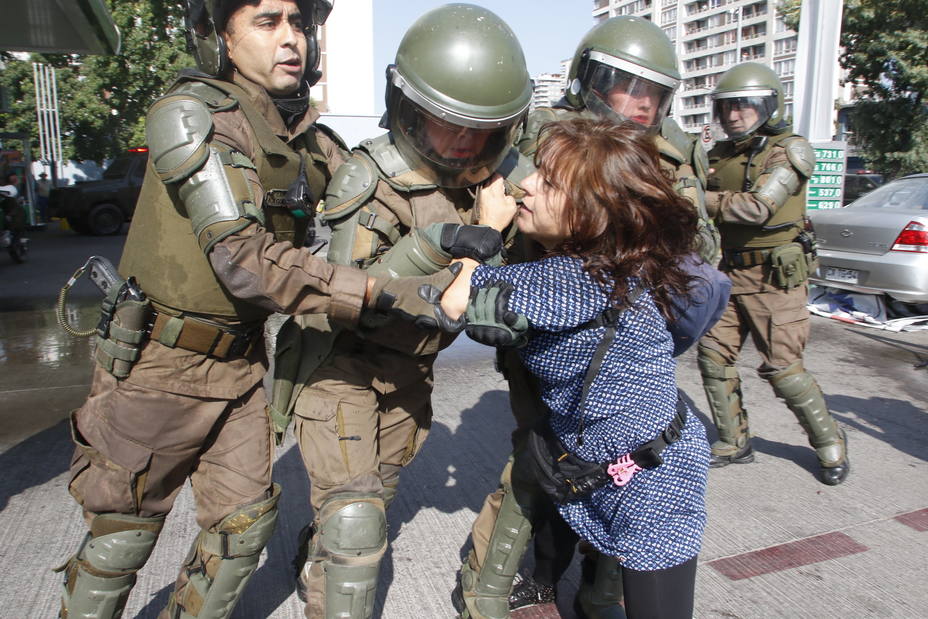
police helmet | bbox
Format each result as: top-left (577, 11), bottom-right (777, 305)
top-left (384, 3), bottom-right (532, 188)
top-left (565, 16), bottom-right (680, 133)
top-left (711, 62), bottom-right (788, 140)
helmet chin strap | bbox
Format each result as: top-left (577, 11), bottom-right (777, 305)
top-left (272, 80), bottom-right (311, 126)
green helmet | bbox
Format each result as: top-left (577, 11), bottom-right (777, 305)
top-left (711, 62), bottom-right (788, 140)
top-left (184, 0), bottom-right (332, 85)
top-left (384, 3), bottom-right (532, 188)
top-left (565, 16), bottom-right (680, 133)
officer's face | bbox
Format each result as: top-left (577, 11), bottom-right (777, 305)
top-left (224, 0), bottom-right (307, 96)
top-left (516, 171), bottom-right (568, 249)
top-left (605, 81), bottom-right (662, 126)
top-left (721, 100), bottom-right (761, 135)
top-left (423, 117), bottom-right (492, 161)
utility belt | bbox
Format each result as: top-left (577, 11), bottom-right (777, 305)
top-left (58, 256), bottom-right (263, 379)
top-left (528, 395), bottom-right (687, 504)
top-left (722, 230), bottom-right (818, 290)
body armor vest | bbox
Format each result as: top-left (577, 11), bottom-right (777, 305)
top-left (120, 75), bottom-right (330, 322)
top-left (711, 132), bottom-right (806, 250)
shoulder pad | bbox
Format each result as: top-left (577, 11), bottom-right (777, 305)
top-left (518, 107), bottom-right (582, 156)
top-left (357, 133), bottom-right (439, 192)
top-left (657, 118), bottom-right (694, 166)
top-left (314, 122), bottom-right (349, 152)
top-left (781, 136), bottom-right (815, 178)
top-left (691, 140), bottom-right (709, 182)
top-left (146, 95), bottom-right (213, 184)
top-left (170, 79), bottom-right (237, 111)
top-left (321, 152), bottom-right (378, 222)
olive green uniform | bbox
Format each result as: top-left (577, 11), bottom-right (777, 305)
top-left (458, 104), bottom-right (715, 619)
top-left (697, 132), bottom-right (847, 472)
top-left (58, 71), bottom-right (368, 619)
top-left (293, 135), bottom-right (521, 618)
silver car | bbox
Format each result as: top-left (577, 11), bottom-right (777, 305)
top-left (807, 173), bottom-right (928, 303)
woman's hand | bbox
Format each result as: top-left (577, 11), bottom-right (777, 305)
top-left (477, 174), bottom-right (518, 232)
top-left (439, 258), bottom-right (478, 320)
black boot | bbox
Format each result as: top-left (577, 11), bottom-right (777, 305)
top-left (709, 442), bottom-right (754, 468)
top-left (820, 431), bottom-right (850, 486)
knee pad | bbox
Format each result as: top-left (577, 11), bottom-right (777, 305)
top-left (769, 363), bottom-right (841, 457)
top-left (303, 494), bottom-right (386, 619)
top-left (58, 513), bottom-right (164, 619)
top-left (170, 484), bottom-right (280, 619)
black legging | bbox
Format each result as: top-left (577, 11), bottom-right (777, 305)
top-left (623, 556), bottom-right (698, 619)
top-left (530, 496), bottom-right (579, 586)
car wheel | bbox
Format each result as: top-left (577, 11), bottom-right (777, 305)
top-left (8, 239), bottom-right (27, 263)
top-left (88, 203), bottom-right (124, 236)
top-left (66, 216), bottom-right (90, 235)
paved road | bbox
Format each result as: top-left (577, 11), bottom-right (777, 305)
top-left (1, 222), bottom-right (926, 618)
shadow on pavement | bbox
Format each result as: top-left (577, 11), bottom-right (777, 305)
top-left (828, 394), bottom-right (928, 463)
top-left (0, 419), bottom-right (72, 511)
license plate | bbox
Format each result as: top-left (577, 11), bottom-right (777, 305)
top-left (824, 266), bottom-right (859, 284)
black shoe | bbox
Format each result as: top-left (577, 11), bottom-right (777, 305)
top-left (709, 443), bottom-right (755, 468)
top-left (508, 573), bottom-right (555, 610)
top-left (820, 433), bottom-right (850, 486)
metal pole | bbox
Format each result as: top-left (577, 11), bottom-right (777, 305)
top-left (32, 63), bottom-right (47, 170)
top-left (49, 66), bottom-right (63, 183)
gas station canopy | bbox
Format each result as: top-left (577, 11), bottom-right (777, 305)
top-left (0, 0), bottom-right (120, 55)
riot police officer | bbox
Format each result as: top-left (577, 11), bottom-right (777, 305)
top-left (457, 16), bottom-right (723, 619)
top-left (697, 62), bottom-right (850, 485)
top-left (289, 5), bottom-right (532, 618)
top-left (56, 2), bottom-right (457, 618)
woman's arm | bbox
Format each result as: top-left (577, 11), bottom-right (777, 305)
top-left (439, 258), bottom-right (479, 320)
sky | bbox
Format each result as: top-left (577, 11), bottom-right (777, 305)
top-left (370, 1), bottom-right (596, 114)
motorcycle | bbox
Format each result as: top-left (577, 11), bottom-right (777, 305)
top-left (0, 184), bottom-right (29, 263)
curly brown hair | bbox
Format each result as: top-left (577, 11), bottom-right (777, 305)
top-left (534, 118), bottom-right (698, 321)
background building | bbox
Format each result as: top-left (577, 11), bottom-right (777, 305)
top-left (593, 0), bottom-right (799, 133)
top-left (531, 71), bottom-right (568, 109)
top-left (310, 0), bottom-right (382, 147)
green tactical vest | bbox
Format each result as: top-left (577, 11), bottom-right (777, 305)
top-left (119, 75), bottom-right (331, 322)
top-left (710, 132), bottom-right (806, 250)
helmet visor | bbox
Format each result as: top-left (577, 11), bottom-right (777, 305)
top-left (580, 61), bottom-right (675, 131)
top-left (711, 93), bottom-right (778, 140)
top-left (394, 97), bottom-right (522, 188)
top-left (307, 0), bottom-right (332, 26)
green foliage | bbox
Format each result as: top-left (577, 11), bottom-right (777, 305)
top-left (0, 1), bottom-right (192, 163)
top-left (841, 0), bottom-right (928, 177)
top-left (778, 0), bottom-right (801, 32)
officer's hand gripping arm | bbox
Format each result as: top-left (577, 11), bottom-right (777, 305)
top-left (465, 282), bottom-right (529, 348)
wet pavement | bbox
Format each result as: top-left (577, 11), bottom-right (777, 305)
top-left (0, 221), bottom-right (926, 618)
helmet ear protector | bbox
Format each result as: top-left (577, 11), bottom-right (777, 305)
top-left (184, 0), bottom-right (332, 86)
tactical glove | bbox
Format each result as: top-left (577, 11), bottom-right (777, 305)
top-left (420, 223), bottom-right (503, 264)
top-left (368, 263), bottom-right (464, 331)
top-left (465, 282), bottom-right (529, 348)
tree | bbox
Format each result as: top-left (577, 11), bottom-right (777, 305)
top-left (840, 0), bottom-right (928, 177)
top-left (0, 1), bottom-right (191, 163)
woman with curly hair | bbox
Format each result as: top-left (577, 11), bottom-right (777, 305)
top-left (443, 117), bottom-right (710, 618)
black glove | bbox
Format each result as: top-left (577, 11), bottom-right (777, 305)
top-left (368, 262), bottom-right (464, 331)
top-left (438, 224), bottom-right (503, 263)
top-left (464, 282), bottom-right (529, 348)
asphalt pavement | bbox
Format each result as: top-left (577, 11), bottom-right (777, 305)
top-left (0, 221), bottom-right (926, 618)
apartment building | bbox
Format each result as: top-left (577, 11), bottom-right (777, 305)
top-left (592, 0), bottom-right (799, 133)
top-left (532, 72), bottom-right (568, 109)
